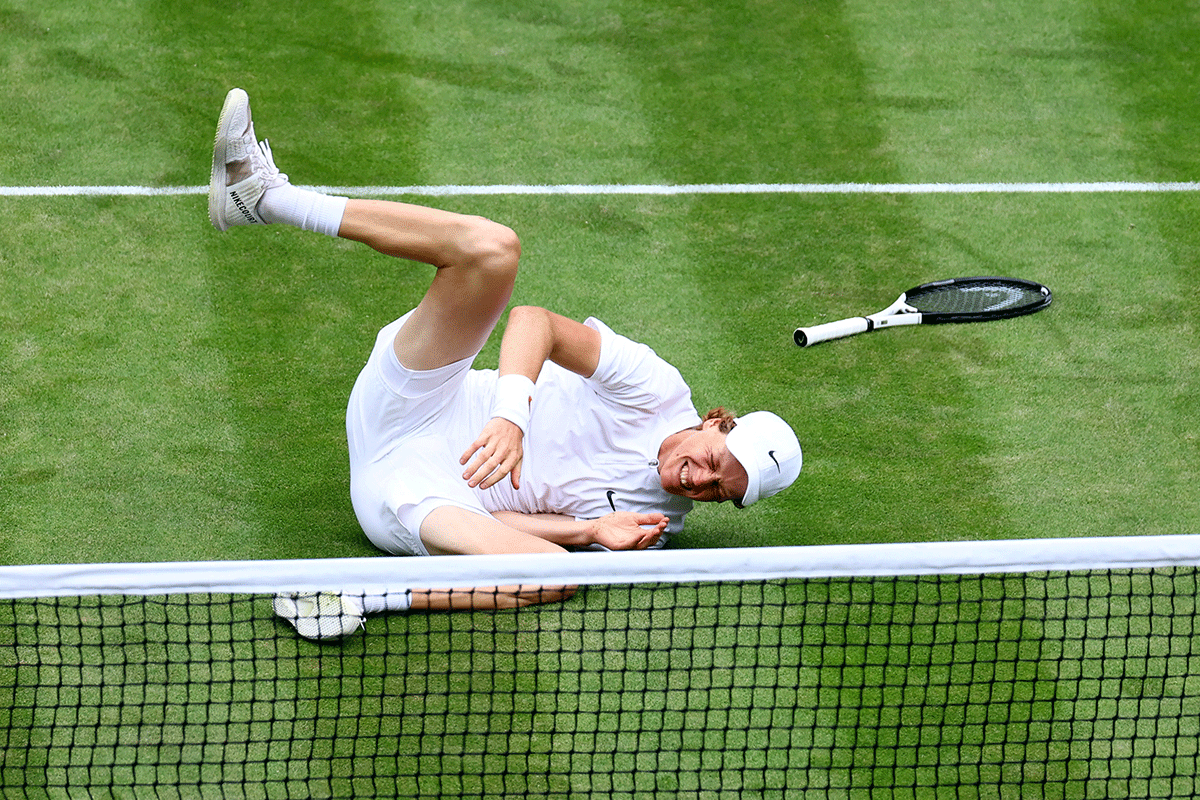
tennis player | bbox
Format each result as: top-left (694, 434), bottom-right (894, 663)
top-left (208, 88), bottom-right (802, 638)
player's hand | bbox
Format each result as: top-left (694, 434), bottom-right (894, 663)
top-left (461, 417), bottom-right (524, 490)
top-left (591, 512), bottom-right (668, 551)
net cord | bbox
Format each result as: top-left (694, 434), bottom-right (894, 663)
top-left (1, 533), bottom-right (1198, 599)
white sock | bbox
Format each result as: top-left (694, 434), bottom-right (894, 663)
top-left (258, 183), bottom-right (348, 237)
top-left (359, 590), bottom-right (412, 615)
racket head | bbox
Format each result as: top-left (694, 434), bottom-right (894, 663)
top-left (903, 277), bottom-right (1052, 323)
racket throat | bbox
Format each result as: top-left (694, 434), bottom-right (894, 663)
top-left (867, 309), bottom-right (923, 330)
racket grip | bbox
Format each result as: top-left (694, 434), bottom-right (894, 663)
top-left (793, 317), bottom-right (871, 346)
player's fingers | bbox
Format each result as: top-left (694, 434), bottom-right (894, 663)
top-left (461, 443), bottom-right (488, 477)
top-left (460, 436), bottom-right (488, 467)
top-left (469, 458), bottom-right (507, 488)
top-left (510, 459), bottom-right (522, 491)
top-left (479, 450), bottom-right (522, 490)
top-left (478, 461), bottom-right (510, 490)
top-left (462, 442), bottom-right (500, 486)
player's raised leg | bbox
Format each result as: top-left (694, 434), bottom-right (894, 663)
top-left (208, 87), bottom-right (519, 371)
top-left (338, 199), bottom-right (519, 371)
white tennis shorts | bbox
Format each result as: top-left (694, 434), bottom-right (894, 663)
top-left (345, 311), bottom-right (496, 557)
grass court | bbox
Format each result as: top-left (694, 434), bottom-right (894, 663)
top-left (1, 0), bottom-right (1199, 797)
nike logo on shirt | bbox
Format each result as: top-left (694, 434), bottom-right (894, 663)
top-left (607, 490), bottom-right (617, 511)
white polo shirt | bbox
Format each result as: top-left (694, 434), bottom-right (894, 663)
top-left (347, 315), bottom-right (699, 556)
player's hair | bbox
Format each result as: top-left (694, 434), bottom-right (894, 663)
top-left (697, 407), bottom-right (737, 434)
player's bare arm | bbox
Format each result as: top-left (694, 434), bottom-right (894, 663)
top-left (491, 511), bottom-right (668, 551)
top-left (460, 306), bottom-right (603, 490)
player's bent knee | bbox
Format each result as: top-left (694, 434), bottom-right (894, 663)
top-left (456, 217), bottom-right (521, 280)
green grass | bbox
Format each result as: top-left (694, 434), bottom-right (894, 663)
top-left (2, 0), bottom-right (1199, 796)
top-left (3, 0), bottom-right (1198, 563)
top-left (5, 572), bottom-right (1196, 798)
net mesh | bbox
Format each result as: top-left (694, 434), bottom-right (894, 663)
top-left (2, 540), bottom-right (1199, 799)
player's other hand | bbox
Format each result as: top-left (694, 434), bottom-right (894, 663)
top-left (591, 512), bottom-right (668, 551)
top-left (461, 417), bottom-right (524, 490)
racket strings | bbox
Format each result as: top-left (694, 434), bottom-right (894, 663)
top-left (907, 281), bottom-right (1046, 315)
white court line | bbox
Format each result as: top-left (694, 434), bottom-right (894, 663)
top-left (2, 181), bottom-right (1199, 197)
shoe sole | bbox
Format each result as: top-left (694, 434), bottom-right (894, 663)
top-left (208, 88), bottom-right (249, 232)
top-left (272, 592), bottom-right (365, 640)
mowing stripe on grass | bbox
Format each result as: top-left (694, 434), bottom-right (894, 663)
top-left (2, 181), bottom-right (1199, 197)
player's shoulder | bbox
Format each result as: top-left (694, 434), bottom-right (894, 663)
top-left (585, 318), bottom-right (689, 396)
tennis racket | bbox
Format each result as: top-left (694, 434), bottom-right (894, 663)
top-left (794, 276), bottom-right (1052, 347)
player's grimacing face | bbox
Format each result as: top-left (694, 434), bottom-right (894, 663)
top-left (658, 420), bottom-right (749, 505)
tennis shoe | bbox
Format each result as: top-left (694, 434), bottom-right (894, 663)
top-left (209, 87), bottom-right (289, 231)
top-left (273, 591), bottom-right (365, 641)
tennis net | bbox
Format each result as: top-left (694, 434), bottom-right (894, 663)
top-left (2, 535), bottom-right (1199, 799)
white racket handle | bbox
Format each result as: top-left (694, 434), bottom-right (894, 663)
top-left (794, 317), bottom-right (870, 347)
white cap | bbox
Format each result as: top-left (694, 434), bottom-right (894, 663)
top-left (725, 411), bottom-right (802, 507)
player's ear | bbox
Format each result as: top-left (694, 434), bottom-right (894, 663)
top-left (700, 417), bottom-right (724, 431)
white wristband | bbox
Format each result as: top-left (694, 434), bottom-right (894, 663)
top-left (491, 374), bottom-right (536, 434)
